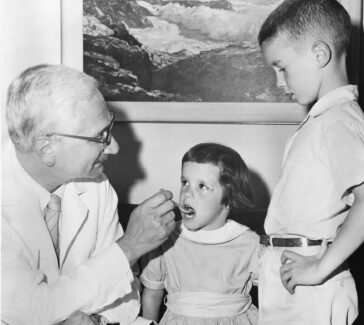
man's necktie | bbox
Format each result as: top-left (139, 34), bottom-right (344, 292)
top-left (45, 194), bottom-right (61, 255)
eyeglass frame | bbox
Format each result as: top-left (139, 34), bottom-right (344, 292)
top-left (45, 112), bottom-right (115, 146)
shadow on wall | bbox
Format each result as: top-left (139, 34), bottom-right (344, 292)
top-left (103, 109), bottom-right (145, 203)
top-left (347, 16), bottom-right (363, 95)
top-left (347, 20), bottom-right (364, 325)
top-left (249, 170), bottom-right (270, 209)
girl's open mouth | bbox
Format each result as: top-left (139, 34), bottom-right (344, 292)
top-left (180, 204), bottom-right (195, 217)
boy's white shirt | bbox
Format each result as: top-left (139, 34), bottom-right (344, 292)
top-left (264, 85), bottom-right (364, 239)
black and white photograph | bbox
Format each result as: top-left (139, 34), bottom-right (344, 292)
top-left (1, 0), bottom-right (364, 325)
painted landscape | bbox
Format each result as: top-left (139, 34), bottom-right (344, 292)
top-left (83, 0), bottom-right (292, 102)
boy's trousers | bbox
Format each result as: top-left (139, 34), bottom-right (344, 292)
top-left (259, 244), bottom-right (358, 325)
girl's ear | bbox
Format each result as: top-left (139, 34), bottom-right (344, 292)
top-left (312, 40), bottom-right (332, 68)
top-left (34, 136), bottom-right (56, 167)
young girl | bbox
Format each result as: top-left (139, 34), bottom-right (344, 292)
top-left (140, 142), bottom-right (260, 325)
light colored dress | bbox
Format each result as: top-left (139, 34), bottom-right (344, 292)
top-left (140, 220), bottom-right (260, 325)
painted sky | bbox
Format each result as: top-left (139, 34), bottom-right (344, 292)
top-left (130, 0), bottom-right (283, 54)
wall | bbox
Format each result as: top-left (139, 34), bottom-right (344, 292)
top-left (1, 0), bottom-right (362, 208)
top-left (104, 122), bottom-right (296, 208)
top-left (1, 0), bottom-right (61, 140)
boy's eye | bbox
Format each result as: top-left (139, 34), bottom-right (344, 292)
top-left (181, 179), bottom-right (188, 186)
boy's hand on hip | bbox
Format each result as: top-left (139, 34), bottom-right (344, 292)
top-left (117, 189), bottom-right (176, 265)
top-left (279, 241), bottom-right (329, 294)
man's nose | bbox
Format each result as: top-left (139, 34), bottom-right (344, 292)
top-left (104, 136), bottom-right (119, 155)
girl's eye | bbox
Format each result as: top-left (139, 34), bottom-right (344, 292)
top-left (279, 67), bottom-right (286, 72)
top-left (199, 183), bottom-right (208, 190)
top-left (181, 180), bottom-right (188, 186)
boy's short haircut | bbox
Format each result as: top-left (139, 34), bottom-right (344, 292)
top-left (182, 142), bottom-right (254, 211)
top-left (258, 0), bottom-right (352, 58)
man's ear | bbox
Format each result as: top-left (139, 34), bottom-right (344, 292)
top-left (34, 136), bottom-right (56, 167)
top-left (312, 41), bottom-right (332, 68)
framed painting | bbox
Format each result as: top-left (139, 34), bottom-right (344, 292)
top-left (61, 0), bottom-right (362, 123)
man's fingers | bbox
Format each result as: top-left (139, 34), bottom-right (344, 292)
top-left (141, 189), bottom-right (173, 208)
top-left (154, 200), bottom-right (176, 218)
top-left (164, 219), bottom-right (176, 235)
top-left (161, 210), bottom-right (175, 225)
top-left (138, 190), bottom-right (175, 219)
top-left (63, 311), bottom-right (98, 325)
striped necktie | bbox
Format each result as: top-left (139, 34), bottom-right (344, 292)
top-left (45, 194), bottom-right (61, 255)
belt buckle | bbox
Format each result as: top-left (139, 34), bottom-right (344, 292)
top-left (300, 237), bottom-right (308, 247)
top-left (269, 236), bottom-right (274, 247)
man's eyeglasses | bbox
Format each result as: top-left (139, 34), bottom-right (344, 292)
top-left (46, 112), bottom-right (115, 146)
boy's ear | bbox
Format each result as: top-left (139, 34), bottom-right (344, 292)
top-left (34, 136), bottom-right (57, 167)
top-left (312, 41), bottom-right (332, 68)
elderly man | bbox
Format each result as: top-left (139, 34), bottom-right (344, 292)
top-left (1, 64), bottom-right (176, 325)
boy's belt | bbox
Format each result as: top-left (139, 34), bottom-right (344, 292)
top-left (260, 235), bottom-right (325, 247)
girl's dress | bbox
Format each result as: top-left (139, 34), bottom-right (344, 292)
top-left (140, 220), bottom-right (260, 325)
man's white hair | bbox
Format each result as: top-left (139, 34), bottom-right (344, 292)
top-left (6, 64), bottom-right (102, 152)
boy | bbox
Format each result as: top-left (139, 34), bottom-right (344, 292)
top-left (257, 0), bottom-right (364, 324)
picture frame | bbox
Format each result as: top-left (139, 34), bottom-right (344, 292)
top-left (61, 0), bottom-right (362, 124)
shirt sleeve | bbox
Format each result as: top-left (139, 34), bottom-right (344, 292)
top-left (140, 245), bottom-right (166, 290)
top-left (322, 104), bottom-right (364, 205)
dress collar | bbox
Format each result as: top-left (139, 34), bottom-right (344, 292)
top-left (177, 220), bottom-right (249, 244)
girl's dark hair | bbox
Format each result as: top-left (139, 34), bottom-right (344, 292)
top-left (182, 143), bottom-right (254, 211)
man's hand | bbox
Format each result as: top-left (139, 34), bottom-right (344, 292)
top-left (280, 241), bottom-right (328, 294)
top-left (58, 311), bottom-right (98, 325)
top-left (117, 189), bottom-right (176, 265)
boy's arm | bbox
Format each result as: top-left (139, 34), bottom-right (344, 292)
top-left (141, 287), bottom-right (165, 322)
top-left (280, 183), bottom-right (364, 294)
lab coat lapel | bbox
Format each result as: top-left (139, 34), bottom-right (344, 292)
top-left (4, 196), bottom-right (59, 273)
top-left (58, 182), bottom-right (89, 270)
top-left (2, 142), bottom-right (59, 272)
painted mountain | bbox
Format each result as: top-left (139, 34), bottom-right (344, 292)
top-left (83, 0), bottom-right (291, 102)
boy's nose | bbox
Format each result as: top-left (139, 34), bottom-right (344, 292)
top-left (276, 73), bottom-right (287, 89)
top-left (104, 136), bottom-right (119, 155)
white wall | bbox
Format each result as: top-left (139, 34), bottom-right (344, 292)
top-left (1, 0), bottom-right (61, 141)
top-left (105, 122), bottom-right (296, 208)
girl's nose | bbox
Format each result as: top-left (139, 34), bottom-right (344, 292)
top-left (184, 186), bottom-right (195, 198)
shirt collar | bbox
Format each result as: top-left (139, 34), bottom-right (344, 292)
top-left (308, 85), bottom-right (358, 118)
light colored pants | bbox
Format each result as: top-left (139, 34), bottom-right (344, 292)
top-left (258, 245), bottom-right (358, 325)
